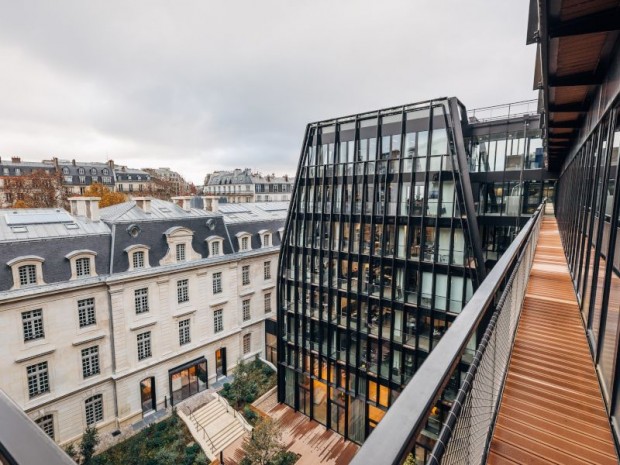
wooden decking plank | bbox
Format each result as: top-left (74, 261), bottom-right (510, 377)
top-left (487, 216), bottom-right (618, 464)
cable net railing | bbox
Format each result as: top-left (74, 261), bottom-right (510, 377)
top-left (427, 205), bottom-right (543, 465)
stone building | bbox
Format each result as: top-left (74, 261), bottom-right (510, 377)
top-left (203, 168), bottom-right (293, 203)
top-left (0, 197), bottom-right (285, 446)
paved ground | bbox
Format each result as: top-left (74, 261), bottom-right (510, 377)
top-left (218, 391), bottom-right (359, 465)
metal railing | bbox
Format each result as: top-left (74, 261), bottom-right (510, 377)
top-left (349, 201), bottom-right (545, 465)
top-left (467, 99), bottom-right (538, 123)
top-left (427, 202), bottom-right (543, 464)
top-left (214, 393), bottom-right (254, 432)
top-left (185, 405), bottom-right (217, 454)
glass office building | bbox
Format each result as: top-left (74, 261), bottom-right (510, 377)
top-left (276, 97), bottom-right (552, 443)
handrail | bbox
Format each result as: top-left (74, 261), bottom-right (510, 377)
top-left (349, 202), bottom-right (546, 465)
top-left (427, 202), bottom-right (543, 464)
top-left (185, 405), bottom-right (217, 454)
top-left (214, 393), bottom-right (253, 432)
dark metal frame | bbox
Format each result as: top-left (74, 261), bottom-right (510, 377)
top-left (348, 202), bottom-right (545, 465)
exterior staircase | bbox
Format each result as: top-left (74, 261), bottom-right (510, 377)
top-left (179, 393), bottom-right (252, 461)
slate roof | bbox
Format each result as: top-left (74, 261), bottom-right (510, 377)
top-left (100, 198), bottom-right (217, 223)
top-left (218, 202), bottom-right (289, 224)
top-left (0, 208), bottom-right (110, 242)
top-left (0, 199), bottom-right (286, 294)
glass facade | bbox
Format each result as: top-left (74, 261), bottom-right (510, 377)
top-left (278, 98), bottom-right (488, 444)
top-left (555, 104), bottom-right (620, 434)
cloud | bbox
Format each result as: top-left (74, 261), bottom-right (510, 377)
top-left (0, 0), bottom-right (536, 184)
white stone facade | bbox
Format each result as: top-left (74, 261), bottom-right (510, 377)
top-left (0, 249), bottom-right (278, 446)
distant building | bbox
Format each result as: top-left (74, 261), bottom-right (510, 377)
top-left (57, 159), bottom-right (116, 195)
top-left (143, 167), bottom-right (190, 196)
top-left (0, 157), bottom-right (61, 208)
top-left (0, 197), bottom-right (285, 447)
top-left (113, 165), bottom-right (152, 193)
top-left (203, 168), bottom-right (293, 203)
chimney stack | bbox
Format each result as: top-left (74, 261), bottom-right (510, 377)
top-left (69, 197), bottom-right (101, 221)
top-left (171, 196), bottom-right (193, 212)
top-left (11, 156), bottom-right (20, 163)
top-left (134, 197), bottom-right (152, 213)
top-left (72, 159), bottom-right (76, 166)
top-left (202, 196), bottom-right (219, 213)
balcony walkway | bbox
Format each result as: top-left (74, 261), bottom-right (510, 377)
top-left (488, 216), bottom-right (618, 464)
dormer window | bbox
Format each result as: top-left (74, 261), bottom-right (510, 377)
top-left (160, 227), bottom-right (200, 266)
top-left (124, 245), bottom-right (150, 271)
top-left (205, 235), bottom-right (224, 258)
top-left (236, 231), bottom-right (252, 252)
top-left (258, 229), bottom-right (272, 248)
top-left (76, 257), bottom-right (91, 277)
top-left (78, 168), bottom-right (85, 175)
top-left (103, 168), bottom-right (109, 175)
top-left (176, 243), bottom-right (186, 262)
top-left (133, 251), bottom-right (145, 268)
top-left (19, 264), bottom-right (37, 286)
top-left (90, 168), bottom-right (97, 175)
top-left (65, 250), bottom-right (97, 280)
top-left (211, 241), bottom-right (220, 256)
top-left (8, 256), bottom-right (45, 290)
top-left (62, 167), bottom-right (69, 174)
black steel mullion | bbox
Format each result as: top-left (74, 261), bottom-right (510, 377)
top-left (592, 112), bottom-right (617, 361)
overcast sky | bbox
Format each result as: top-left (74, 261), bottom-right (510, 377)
top-left (0, 1), bottom-right (536, 184)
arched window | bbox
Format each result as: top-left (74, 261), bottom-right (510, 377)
top-left (65, 250), bottom-right (98, 280)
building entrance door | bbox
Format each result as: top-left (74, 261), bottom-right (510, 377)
top-left (140, 377), bottom-right (156, 414)
top-left (215, 348), bottom-right (227, 379)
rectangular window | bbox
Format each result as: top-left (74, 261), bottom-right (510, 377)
top-left (36, 414), bottom-right (54, 440)
top-left (241, 236), bottom-right (249, 250)
top-left (179, 319), bottom-right (191, 345)
top-left (213, 272), bottom-right (222, 294)
top-left (214, 309), bottom-right (223, 333)
top-left (242, 265), bottom-right (250, 285)
top-left (176, 243), bottom-right (186, 262)
top-left (75, 257), bottom-right (91, 277)
top-left (18, 264), bottom-right (37, 286)
top-left (133, 251), bottom-right (145, 269)
top-left (81, 346), bottom-right (100, 378)
top-left (137, 331), bottom-right (152, 360)
top-left (264, 293), bottom-right (272, 313)
top-left (27, 362), bottom-right (49, 398)
top-left (242, 299), bottom-right (251, 321)
top-left (78, 298), bottom-right (96, 327)
top-left (264, 261), bottom-right (271, 280)
top-left (85, 394), bottom-right (103, 426)
top-left (243, 333), bottom-right (251, 354)
top-left (264, 234), bottom-right (271, 247)
top-left (177, 279), bottom-right (189, 303)
top-left (134, 288), bottom-right (149, 314)
top-left (211, 241), bottom-right (220, 256)
top-left (22, 309), bottom-right (44, 341)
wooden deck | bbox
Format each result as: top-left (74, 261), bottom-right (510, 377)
top-left (218, 390), bottom-right (359, 465)
top-left (488, 216), bottom-right (618, 464)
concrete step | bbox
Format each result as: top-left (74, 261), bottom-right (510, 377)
top-left (195, 400), bottom-right (222, 418)
top-left (209, 417), bottom-right (239, 443)
top-left (212, 423), bottom-right (246, 451)
top-left (194, 402), bottom-right (225, 423)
